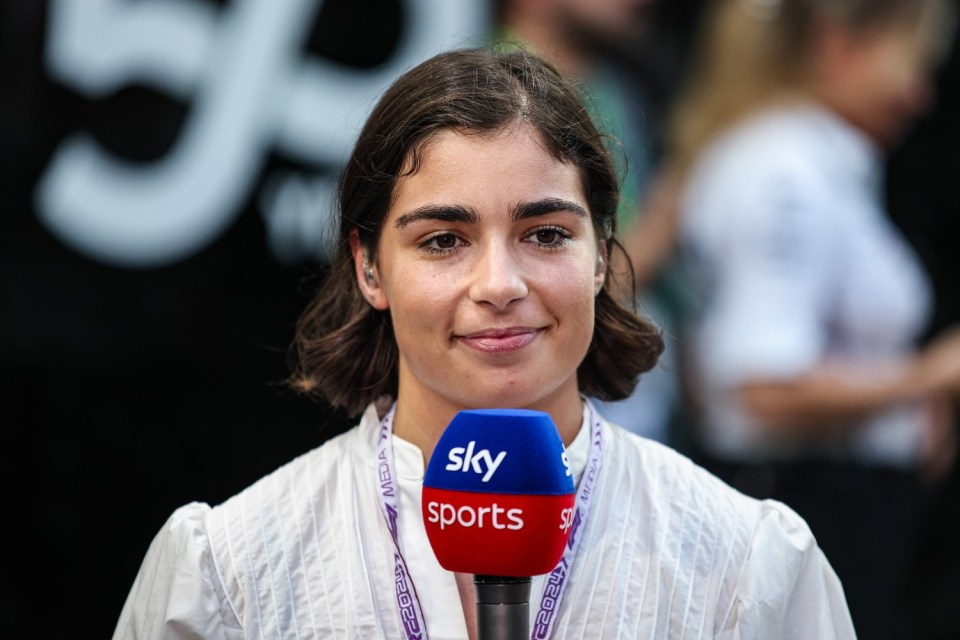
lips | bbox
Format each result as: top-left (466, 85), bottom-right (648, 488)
top-left (457, 327), bottom-right (542, 353)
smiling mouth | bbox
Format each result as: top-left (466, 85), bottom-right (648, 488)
top-left (457, 328), bottom-right (542, 353)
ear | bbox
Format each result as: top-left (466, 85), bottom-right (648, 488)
top-left (349, 229), bottom-right (389, 310)
top-left (594, 243), bottom-right (607, 296)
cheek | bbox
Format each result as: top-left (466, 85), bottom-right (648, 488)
top-left (381, 267), bottom-right (460, 347)
top-left (540, 262), bottom-right (599, 326)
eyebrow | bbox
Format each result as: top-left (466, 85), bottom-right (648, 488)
top-left (513, 198), bottom-right (588, 221)
top-left (393, 204), bottom-right (479, 229)
top-left (393, 198), bottom-right (587, 229)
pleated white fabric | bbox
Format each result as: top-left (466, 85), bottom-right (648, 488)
top-left (113, 401), bottom-right (856, 639)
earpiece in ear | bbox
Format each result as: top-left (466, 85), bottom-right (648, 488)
top-left (362, 250), bottom-right (378, 286)
top-left (596, 253), bottom-right (605, 276)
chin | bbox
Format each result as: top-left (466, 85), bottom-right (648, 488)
top-left (458, 389), bottom-right (538, 410)
top-left (460, 379), bottom-right (571, 411)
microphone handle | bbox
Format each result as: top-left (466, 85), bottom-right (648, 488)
top-left (474, 575), bottom-right (531, 640)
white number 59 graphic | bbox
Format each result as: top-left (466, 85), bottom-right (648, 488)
top-left (37, 0), bottom-right (485, 266)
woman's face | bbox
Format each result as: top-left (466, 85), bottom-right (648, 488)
top-left (356, 124), bottom-right (604, 414)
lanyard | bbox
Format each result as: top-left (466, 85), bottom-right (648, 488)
top-left (375, 400), bottom-right (605, 640)
top-left (376, 407), bottom-right (429, 640)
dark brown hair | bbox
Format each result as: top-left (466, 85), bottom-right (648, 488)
top-left (290, 47), bottom-right (663, 416)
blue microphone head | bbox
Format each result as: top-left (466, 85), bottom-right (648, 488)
top-left (422, 409), bottom-right (577, 576)
top-left (423, 409), bottom-right (574, 495)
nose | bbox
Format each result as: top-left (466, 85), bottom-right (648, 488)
top-left (469, 243), bottom-right (528, 310)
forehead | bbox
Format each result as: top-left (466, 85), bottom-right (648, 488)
top-left (389, 125), bottom-right (588, 217)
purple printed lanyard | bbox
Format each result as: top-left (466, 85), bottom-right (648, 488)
top-left (376, 405), bottom-right (429, 640)
top-left (375, 400), bottom-right (604, 640)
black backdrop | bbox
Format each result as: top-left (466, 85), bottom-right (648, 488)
top-left (1, 1), bottom-right (957, 638)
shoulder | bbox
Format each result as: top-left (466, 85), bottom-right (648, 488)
top-left (719, 499), bottom-right (856, 638)
top-left (597, 423), bottom-right (769, 589)
top-left (595, 424), bottom-right (854, 637)
top-left (686, 106), bottom-right (836, 224)
top-left (202, 424), bottom-right (369, 606)
top-left (703, 106), bottom-right (831, 175)
top-left (215, 404), bottom-right (388, 517)
top-left (603, 423), bottom-right (822, 560)
top-left (219, 423), bottom-right (363, 510)
top-left (681, 107), bottom-right (844, 277)
top-left (602, 423), bottom-right (767, 534)
top-left (208, 423), bottom-right (364, 542)
top-left (113, 428), bottom-right (369, 640)
top-left (113, 502), bottom-right (242, 639)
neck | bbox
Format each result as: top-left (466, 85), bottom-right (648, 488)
top-left (392, 397), bottom-right (449, 468)
top-left (391, 383), bottom-right (585, 468)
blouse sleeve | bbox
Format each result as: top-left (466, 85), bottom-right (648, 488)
top-left (720, 500), bottom-right (857, 639)
top-left (112, 502), bottom-right (242, 640)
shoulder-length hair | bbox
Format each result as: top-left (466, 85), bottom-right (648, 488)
top-left (290, 47), bottom-right (664, 417)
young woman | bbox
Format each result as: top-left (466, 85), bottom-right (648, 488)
top-left (666, 0), bottom-right (960, 637)
top-left (112, 48), bottom-right (854, 639)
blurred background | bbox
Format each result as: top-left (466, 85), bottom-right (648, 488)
top-left (0, 0), bottom-right (957, 638)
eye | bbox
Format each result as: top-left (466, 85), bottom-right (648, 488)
top-left (419, 232), bottom-right (466, 254)
top-left (524, 226), bottom-right (571, 248)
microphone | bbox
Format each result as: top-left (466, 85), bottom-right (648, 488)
top-left (422, 409), bottom-right (576, 639)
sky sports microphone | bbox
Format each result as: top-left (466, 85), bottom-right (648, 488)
top-left (422, 409), bottom-right (576, 640)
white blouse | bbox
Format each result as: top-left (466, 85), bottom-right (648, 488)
top-left (113, 400), bottom-right (855, 639)
top-left (679, 102), bottom-right (933, 466)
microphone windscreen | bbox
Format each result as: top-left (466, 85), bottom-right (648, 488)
top-left (422, 409), bottom-right (576, 576)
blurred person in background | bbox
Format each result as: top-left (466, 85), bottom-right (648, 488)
top-left (493, 0), bottom-right (686, 444)
top-left (659, 0), bottom-right (960, 637)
